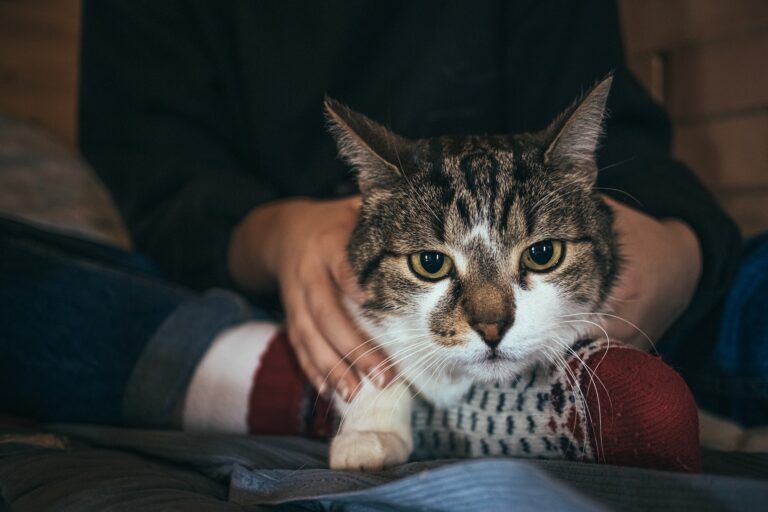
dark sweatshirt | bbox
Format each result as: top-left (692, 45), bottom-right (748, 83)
top-left (78, 0), bottom-right (741, 360)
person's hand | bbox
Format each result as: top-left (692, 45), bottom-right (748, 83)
top-left (599, 196), bottom-right (703, 350)
top-left (228, 196), bottom-right (394, 401)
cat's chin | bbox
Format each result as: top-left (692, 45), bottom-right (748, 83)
top-left (463, 353), bottom-right (540, 385)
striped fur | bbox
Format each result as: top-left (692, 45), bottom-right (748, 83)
top-left (325, 77), bottom-right (618, 470)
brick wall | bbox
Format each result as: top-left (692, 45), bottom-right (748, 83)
top-left (0, 1), bottom-right (765, 234)
top-left (621, 0), bottom-right (768, 236)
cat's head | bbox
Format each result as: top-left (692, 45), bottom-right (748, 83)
top-left (326, 77), bottom-right (619, 382)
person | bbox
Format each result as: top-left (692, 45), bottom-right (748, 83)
top-left (1, 0), bottom-right (760, 431)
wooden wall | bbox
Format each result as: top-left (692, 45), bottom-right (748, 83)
top-left (0, 0), bottom-right (80, 145)
top-left (0, 0), bottom-right (765, 234)
top-left (621, 0), bottom-right (768, 236)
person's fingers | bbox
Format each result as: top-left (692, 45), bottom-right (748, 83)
top-left (284, 284), bottom-right (362, 402)
top-left (286, 326), bottom-right (324, 392)
top-left (341, 195), bottom-right (362, 212)
top-left (330, 251), bottom-right (366, 304)
top-left (307, 271), bottom-right (394, 388)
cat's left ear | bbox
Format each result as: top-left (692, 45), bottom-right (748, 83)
top-left (324, 97), bottom-right (416, 195)
top-left (543, 75), bottom-right (612, 185)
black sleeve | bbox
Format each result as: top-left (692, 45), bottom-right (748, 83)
top-left (79, 0), bottom-right (274, 290)
top-left (502, 0), bottom-right (742, 347)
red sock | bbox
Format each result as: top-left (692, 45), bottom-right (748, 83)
top-left (582, 347), bottom-right (701, 472)
top-left (247, 330), bottom-right (334, 438)
top-left (193, 327), bottom-right (700, 471)
top-left (181, 322), bottom-right (330, 436)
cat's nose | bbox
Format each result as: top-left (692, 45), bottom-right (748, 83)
top-left (472, 321), bottom-right (509, 349)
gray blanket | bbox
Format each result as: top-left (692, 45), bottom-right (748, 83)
top-left (1, 424), bottom-right (768, 511)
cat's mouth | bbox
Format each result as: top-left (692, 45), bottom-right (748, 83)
top-left (485, 350), bottom-right (516, 363)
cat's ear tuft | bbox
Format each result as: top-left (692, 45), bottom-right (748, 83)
top-left (324, 97), bottom-right (413, 194)
top-left (543, 75), bottom-right (613, 185)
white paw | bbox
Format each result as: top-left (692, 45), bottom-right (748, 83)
top-left (329, 431), bottom-right (411, 471)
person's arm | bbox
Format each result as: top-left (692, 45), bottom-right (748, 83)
top-left (227, 196), bottom-right (395, 401)
top-left (598, 70), bottom-right (740, 350)
top-left (79, 0), bottom-right (393, 398)
top-left (502, 0), bottom-right (741, 349)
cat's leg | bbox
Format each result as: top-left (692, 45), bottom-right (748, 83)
top-left (330, 378), bottom-right (413, 471)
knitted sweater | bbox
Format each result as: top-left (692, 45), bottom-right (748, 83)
top-left (410, 339), bottom-right (610, 462)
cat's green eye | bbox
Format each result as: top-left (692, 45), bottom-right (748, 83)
top-left (409, 252), bottom-right (454, 281)
top-left (521, 240), bottom-right (564, 272)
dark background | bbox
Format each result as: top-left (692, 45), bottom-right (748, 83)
top-left (0, 0), bottom-right (766, 239)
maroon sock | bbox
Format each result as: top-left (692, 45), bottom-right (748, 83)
top-left (582, 347), bottom-right (701, 471)
top-left (247, 330), bottom-right (334, 438)
top-left (246, 333), bottom-right (701, 471)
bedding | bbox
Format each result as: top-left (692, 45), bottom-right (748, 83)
top-left (2, 424), bottom-right (768, 511)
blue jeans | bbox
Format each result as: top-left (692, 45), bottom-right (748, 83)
top-left (1, 216), bottom-right (767, 427)
top-left (0, 217), bottom-right (261, 426)
top-left (678, 234), bottom-right (768, 427)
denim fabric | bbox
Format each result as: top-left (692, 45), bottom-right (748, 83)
top-left (229, 462), bottom-right (601, 511)
top-left (5, 424), bottom-right (761, 512)
top-left (694, 234), bottom-right (768, 427)
top-left (123, 289), bottom-right (262, 428)
top-left (0, 217), bottom-right (190, 423)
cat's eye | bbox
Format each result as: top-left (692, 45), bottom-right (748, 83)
top-left (521, 240), bottom-right (564, 272)
top-left (409, 252), bottom-right (454, 281)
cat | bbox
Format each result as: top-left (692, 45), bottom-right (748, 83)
top-left (324, 76), bottom-right (619, 470)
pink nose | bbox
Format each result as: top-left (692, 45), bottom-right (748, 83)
top-left (471, 321), bottom-right (509, 349)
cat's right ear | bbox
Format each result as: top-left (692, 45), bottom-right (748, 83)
top-left (543, 75), bottom-right (613, 186)
top-left (324, 97), bottom-right (414, 194)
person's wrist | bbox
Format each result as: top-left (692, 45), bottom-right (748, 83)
top-left (228, 199), bottom-right (299, 293)
top-left (660, 218), bottom-right (703, 310)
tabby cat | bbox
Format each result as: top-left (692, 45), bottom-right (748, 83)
top-left (325, 76), bottom-right (619, 470)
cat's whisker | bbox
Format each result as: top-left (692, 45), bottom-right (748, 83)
top-left (335, 337), bottom-right (434, 400)
top-left (546, 341), bottom-right (600, 461)
top-left (386, 349), bottom-right (446, 425)
top-left (325, 338), bottom-right (434, 424)
top-left (312, 329), bottom-right (431, 412)
top-left (335, 346), bottom-right (438, 435)
top-left (560, 312), bottom-right (657, 354)
top-left (364, 335), bottom-right (435, 379)
top-left (593, 186), bottom-right (642, 207)
top-left (596, 155), bottom-right (637, 174)
top-left (393, 145), bottom-right (443, 227)
top-left (541, 333), bottom-right (606, 414)
top-left (364, 349), bottom-right (441, 431)
top-left (545, 335), bottom-right (613, 461)
top-left (396, 351), bottom-right (453, 420)
top-left (555, 319), bottom-right (614, 390)
top-left (328, 330), bottom-right (431, 381)
top-left (541, 342), bottom-right (598, 461)
top-left (538, 345), bottom-right (589, 460)
top-left (526, 180), bottom-right (585, 214)
top-left (356, 340), bottom-right (436, 396)
top-left (548, 321), bottom-right (614, 404)
top-left (316, 328), bottom-right (429, 387)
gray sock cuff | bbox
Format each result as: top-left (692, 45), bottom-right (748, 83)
top-left (122, 289), bottom-right (259, 428)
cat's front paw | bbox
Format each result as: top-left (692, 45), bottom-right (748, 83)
top-left (329, 431), bottom-right (411, 471)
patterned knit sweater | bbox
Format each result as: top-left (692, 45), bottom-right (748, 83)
top-left (409, 339), bottom-right (615, 462)
top-left (247, 331), bottom-right (701, 471)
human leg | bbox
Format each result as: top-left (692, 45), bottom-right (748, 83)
top-left (0, 217), bottom-right (327, 435)
top-left (687, 233), bottom-right (768, 428)
top-left (0, 217), bottom-right (191, 423)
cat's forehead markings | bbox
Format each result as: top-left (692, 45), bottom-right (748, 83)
top-left (451, 249), bottom-right (469, 275)
top-left (462, 222), bottom-right (493, 247)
